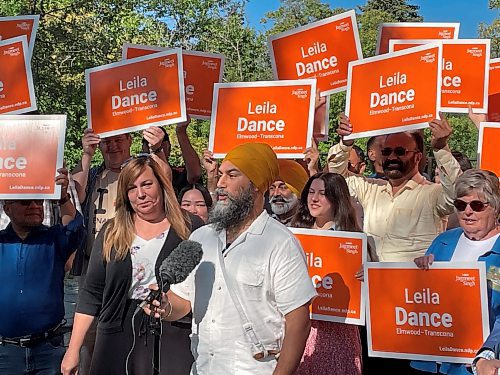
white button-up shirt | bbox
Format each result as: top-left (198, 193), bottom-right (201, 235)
top-left (327, 142), bottom-right (462, 261)
top-left (171, 210), bottom-right (317, 374)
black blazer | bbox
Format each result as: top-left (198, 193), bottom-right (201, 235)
top-left (76, 214), bottom-right (204, 333)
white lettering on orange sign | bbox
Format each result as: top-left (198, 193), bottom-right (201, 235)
top-left (183, 70), bottom-right (195, 96)
top-left (442, 59), bottom-right (461, 88)
top-left (306, 251), bottom-right (331, 289)
top-left (0, 140), bottom-right (27, 170)
top-left (395, 288), bottom-right (453, 328)
top-left (237, 101), bottom-right (285, 132)
top-left (370, 72), bottom-right (415, 108)
top-left (0, 81), bottom-right (4, 92)
top-left (296, 42), bottom-right (337, 77)
top-left (111, 76), bottom-right (158, 110)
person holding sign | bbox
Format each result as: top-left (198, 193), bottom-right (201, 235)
top-left (141, 116), bottom-right (202, 194)
top-left (0, 168), bottom-right (84, 375)
top-left (411, 169), bottom-right (500, 374)
top-left (290, 172), bottom-right (364, 375)
top-left (145, 143), bottom-right (316, 375)
top-left (62, 154), bottom-right (203, 375)
top-left (327, 113), bottom-right (462, 262)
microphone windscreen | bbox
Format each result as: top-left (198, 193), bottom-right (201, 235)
top-left (159, 240), bottom-right (203, 287)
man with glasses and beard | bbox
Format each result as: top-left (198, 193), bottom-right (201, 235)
top-left (269, 160), bottom-right (309, 226)
top-left (146, 143), bottom-right (317, 375)
top-left (326, 113), bottom-right (462, 263)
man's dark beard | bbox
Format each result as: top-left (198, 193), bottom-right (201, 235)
top-left (383, 158), bottom-right (411, 179)
top-left (208, 184), bottom-right (255, 232)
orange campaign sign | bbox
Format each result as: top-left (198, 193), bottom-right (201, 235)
top-left (290, 229), bottom-right (367, 325)
top-left (345, 43), bottom-right (442, 140)
top-left (377, 22), bottom-right (459, 55)
top-left (268, 10), bottom-right (362, 96)
top-left (86, 49), bottom-right (186, 137)
top-left (389, 39), bottom-right (491, 114)
top-left (388, 39), bottom-right (437, 52)
top-left (488, 58), bottom-right (500, 122)
top-left (0, 36), bottom-right (37, 115)
top-left (122, 43), bottom-right (225, 120)
top-left (478, 122), bottom-right (500, 178)
top-left (0, 115), bottom-right (66, 199)
top-left (209, 80), bottom-right (316, 158)
top-left (366, 262), bottom-right (489, 363)
top-left (0, 15), bottom-right (39, 57)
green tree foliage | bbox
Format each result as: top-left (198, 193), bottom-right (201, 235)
top-left (358, 0), bottom-right (423, 22)
top-left (0, 0), bottom-right (494, 170)
top-left (478, 0), bottom-right (499, 59)
top-left (262, 0), bottom-right (337, 33)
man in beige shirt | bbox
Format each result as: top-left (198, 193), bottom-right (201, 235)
top-left (327, 113), bottom-right (462, 262)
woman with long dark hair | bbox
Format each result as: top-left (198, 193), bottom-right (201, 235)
top-left (292, 172), bottom-right (363, 375)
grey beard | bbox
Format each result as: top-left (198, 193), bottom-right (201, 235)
top-left (270, 194), bottom-right (298, 215)
top-left (208, 184), bottom-right (255, 232)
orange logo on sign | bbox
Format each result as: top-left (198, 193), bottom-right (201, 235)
top-left (0, 115), bottom-right (66, 199)
top-left (86, 49), bottom-right (186, 137)
top-left (366, 263), bottom-right (489, 363)
top-left (209, 80), bottom-right (316, 158)
top-left (0, 36), bottom-right (37, 115)
top-left (377, 22), bottom-right (459, 55)
top-left (345, 44), bottom-right (442, 140)
top-left (291, 228), bottom-right (367, 325)
top-left (0, 15), bottom-right (39, 57)
top-left (268, 10), bottom-right (362, 96)
top-left (122, 43), bottom-right (225, 120)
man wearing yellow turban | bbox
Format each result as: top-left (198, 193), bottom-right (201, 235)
top-left (161, 143), bottom-right (317, 375)
top-left (269, 160), bottom-right (309, 226)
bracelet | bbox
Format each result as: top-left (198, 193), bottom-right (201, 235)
top-left (58, 193), bottom-right (71, 205)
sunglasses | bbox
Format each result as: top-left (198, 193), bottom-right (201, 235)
top-left (453, 199), bottom-right (490, 212)
top-left (381, 147), bottom-right (419, 157)
top-left (120, 153), bottom-right (152, 170)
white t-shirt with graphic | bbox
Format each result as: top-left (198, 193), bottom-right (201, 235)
top-left (128, 230), bottom-right (169, 300)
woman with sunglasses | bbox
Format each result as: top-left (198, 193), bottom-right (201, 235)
top-left (62, 154), bottom-right (203, 375)
top-left (412, 169), bottom-right (500, 374)
top-left (291, 172), bottom-right (364, 375)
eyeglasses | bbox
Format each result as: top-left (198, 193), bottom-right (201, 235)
top-left (381, 147), bottom-right (419, 157)
top-left (120, 153), bottom-right (151, 170)
top-left (453, 199), bottom-right (490, 212)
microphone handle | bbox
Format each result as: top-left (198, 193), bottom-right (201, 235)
top-left (138, 281), bottom-right (171, 309)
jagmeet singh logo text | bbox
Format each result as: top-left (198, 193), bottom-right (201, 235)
top-left (202, 60), bottom-right (218, 70)
top-left (291, 88), bottom-right (308, 99)
top-left (4, 46), bottom-right (21, 57)
top-left (420, 52), bottom-right (436, 63)
top-left (339, 241), bottom-right (359, 254)
top-left (159, 58), bottom-right (175, 68)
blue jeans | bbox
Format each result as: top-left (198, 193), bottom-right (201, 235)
top-left (0, 334), bottom-right (65, 374)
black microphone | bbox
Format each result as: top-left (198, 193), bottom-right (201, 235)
top-left (141, 240), bottom-right (203, 307)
